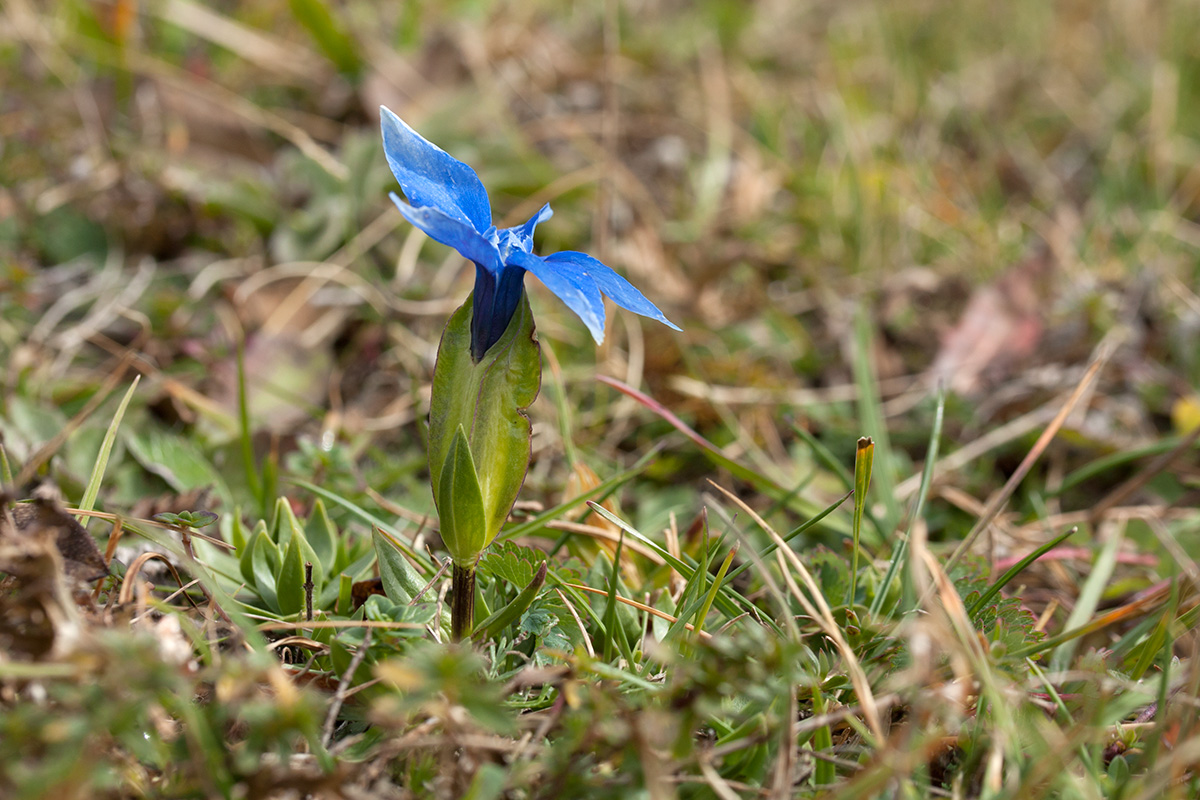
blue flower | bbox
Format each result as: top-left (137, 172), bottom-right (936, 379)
top-left (380, 106), bottom-right (680, 361)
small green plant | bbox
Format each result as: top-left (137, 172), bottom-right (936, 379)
top-left (379, 107), bottom-right (678, 639)
top-left (231, 498), bottom-right (373, 618)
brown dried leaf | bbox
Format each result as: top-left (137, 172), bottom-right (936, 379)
top-left (11, 485), bottom-right (109, 582)
top-left (0, 490), bottom-right (85, 659)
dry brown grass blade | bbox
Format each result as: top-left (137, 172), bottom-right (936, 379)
top-left (119, 551), bottom-right (195, 609)
top-left (943, 343), bottom-right (1112, 575)
top-left (126, 48), bottom-right (347, 180)
top-left (707, 481), bottom-right (884, 741)
top-left (918, 550), bottom-right (988, 665)
top-left (266, 635), bottom-right (329, 656)
top-left (697, 753), bottom-right (744, 800)
top-left (158, 0), bottom-right (329, 84)
top-left (1061, 579), bottom-right (1194, 640)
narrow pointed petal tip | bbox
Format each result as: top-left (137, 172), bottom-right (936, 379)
top-left (518, 203), bottom-right (554, 241)
top-left (380, 106), bottom-right (493, 234)
top-left (543, 251), bottom-right (681, 332)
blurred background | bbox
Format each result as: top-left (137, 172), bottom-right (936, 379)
top-left (2, 0), bottom-right (1199, 546)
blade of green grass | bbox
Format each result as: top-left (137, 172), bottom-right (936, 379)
top-left (1128, 589), bottom-right (1176, 681)
top-left (77, 376), bottom-right (140, 520)
top-left (967, 526), bottom-right (1077, 617)
top-left (695, 542), bottom-right (738, 636)
top-left (852, 307), bottom-right (900, 534)
top-left (0, 444), bottom-right (12, 486)
top-left (788, 420), bottom-right (886, 545)
top-left (288, 0), bottom-right (362, 76)
top-left (497, 453), bottom-right (652, 543)
top-left (721, 491), bottom-right (853, 587)
top-left (586, 501), bottom-right (777, 632)
top-left (600, 533), bottom-right (626, 662)
top-left (811, 685), bottom-right (836, 788)
top-left (664, 531), bottom-right (714, 644)
top-left (1051, 435), bottom-right (1194, 497)
top-left (870, 385), bottom-right (945, 618)
top-left (1050, 530), bottom-right (1123, 672)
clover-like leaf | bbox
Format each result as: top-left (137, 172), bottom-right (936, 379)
top-left (153, 509), bottom-right (219, 529)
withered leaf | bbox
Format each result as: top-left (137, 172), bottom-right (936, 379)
top-left (10, 486), bottom-right (109, 582)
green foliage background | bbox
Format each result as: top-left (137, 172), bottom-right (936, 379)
top-left (2, 1), bottom-right (1199, 798)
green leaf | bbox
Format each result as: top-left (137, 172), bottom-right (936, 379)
top-left (124, 426), bottom-right (232, 507)
top-left (336, 573), bottom-right (353, 616)
top-left (276, 534), bottom-right (306, 616)
top-left (372, 527), bottom-right (425, 604)
top-left (78, 377), bottom-right (140, 518)
top-left (473, 561), bottom-right (547, 642)
top-left (238, 519), bottom-right (267, 587)
top-left (363, 596), bottom-right (438, 630)
top-left (272, 497), bottom-right (324, 593)
top-left (249, 528), bottom-right (281, 613)
top-left (429, 294), bottom-right (539, 556)
top-left (290, 478), bottom-right (436, 575)
top-left (847, 436), bottom-right (874, 606)
top-left (153, 510), bottom-right (218, 529)
top-left (478, 540), bottom-right (545, 587)
top-left (0, 444), bottom-right (12, 485)
top-left (437, 425), bottom-right (490, 566)
top-left (520, 605), bottom-right (573, 653)
top-left (967, 526), bottom-right (1076, 617)
top-left (230, 510), bottom-right (249, 552)
top-left (306, 498), bottom-right (338, 569)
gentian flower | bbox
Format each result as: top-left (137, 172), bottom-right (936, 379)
top-left (381, 106), bottom-right (680, 361)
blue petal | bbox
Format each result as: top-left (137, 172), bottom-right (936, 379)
top-left (508, 251), bottom-right (607, 343)
top-left (542, 251), bottom-right (681, 331)
top-left (389, 194), bottom-right (502, 273)
top-left (516, 203), bottom-right (554, 242)
top-left (380, 106), bottom-right (492, 233)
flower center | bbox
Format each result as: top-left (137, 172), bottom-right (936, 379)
top-left (486, 226), bottom-right (533, 262)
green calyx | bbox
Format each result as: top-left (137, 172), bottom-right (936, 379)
top-left (428, 292), bottom-right (540, 567)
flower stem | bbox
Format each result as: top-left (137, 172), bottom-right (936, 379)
top-left (450, 563), bottom-right (476, 642)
